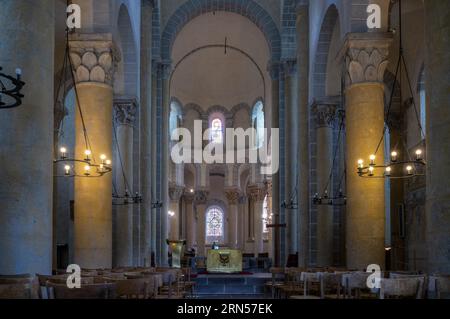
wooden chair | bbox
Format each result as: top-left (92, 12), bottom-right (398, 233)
top-left (342, 272), bottom-right (374, 299)
top-left (0, 283), bottom-right (34, 299)
top-left (46, 282), bottom-right (117, 299)
top-left (428, 275), bottom-right (450, 299)
top-left (379, 278), bottom-right (423, 299)
top-left (1, 274), bottom-right (39, 299)
top-left (389, 273), bottom-right (427, 298)
top-left (320, 273), bottom-right (343, 299)
top-left (264, 267), bottom-right (286, 299)
top-left (181, 267), bottom-right (196, 298)
top-left (116, 278), bottom-right (154, 299)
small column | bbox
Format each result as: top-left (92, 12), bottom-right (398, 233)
top-left (248, 184), bottom-right (266, 256)
top-left (225, 187), bottom-right (240, 249)
top-left (283, 59), bottom-right (299, 255)
top-left (184, 192), bottom-right (196, 249)
top-left (296, 1), bottom-right (310, 268)
top-left (194, 189), bottom-right (209, 257)
top-left (139, 0), bottom-right (154, 267)
top-left (168, 185), bottom-right (184, 240)
top-left (342, 33), bottom-right (392, 270)
top-left (113, 98), bottom-right (137, 267)
top-left (312, 99), bottom-right (337, 267)
top-left (0, 0), bottom-right (55, 275)
top-left (70, 33), bottom-right (117, 269)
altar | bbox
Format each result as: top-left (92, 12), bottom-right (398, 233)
top-left (206, 249), bottom-right (243, 273)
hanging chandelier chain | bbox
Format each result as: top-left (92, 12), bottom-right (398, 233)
top-left (112, 120), bottom-right (132, 193)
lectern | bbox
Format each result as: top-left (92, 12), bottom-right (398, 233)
top-left (166, 239), bottom-right (186, 269)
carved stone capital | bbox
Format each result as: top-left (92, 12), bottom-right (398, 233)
top-left (69, 33), bottom-right (119, 86)
top-left (247, 184), bottom-right (266, 202)
top-left (282, 59), bottom-right (297, 77)
top-left (157, 60), bottom-right (172, 80)
top-left (114, 98), bottom-right (137, 126)
top-left (184, 192), bottom-right (195, 204)
top-left (194, 189), bottom-right (209, 205)
top-left (264, 180), bottom-right (273, 196)
top-left (169, 185), bottom-right (184, 202)
top-left (340, 33), bottom-right (393, 87)
top-left (311, 99), bottom-right (338, 128)
top-left (225, 187), bottom-right (241, 205)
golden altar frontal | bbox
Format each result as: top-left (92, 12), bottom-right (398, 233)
top-left (207, 249), bottom-right (242, 273)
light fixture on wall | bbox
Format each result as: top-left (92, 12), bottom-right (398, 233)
top-left (313, 110), bottom-right (347, 207)
top-left (0, 66), bottom-right (25, 109)
top-left (54, 29), bottom-right (112, 178)
top-left (356, 0), bottom-right (426, 180)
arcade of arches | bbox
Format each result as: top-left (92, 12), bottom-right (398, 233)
top-left (0, 0), bottom-right (449, 288)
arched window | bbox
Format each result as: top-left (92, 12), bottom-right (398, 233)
top-left (262, 195), bottom-right (271, 240)
top-left (210, 118), bottom-right (223, 144)
top-left (418, 67), bottom-right (426, 139)
top-left (169, 101), bottom-right (182, 136)
top-left (206, 206), bottom-right (224, 244)
top-left (252, 101), bottom-right (265, 148)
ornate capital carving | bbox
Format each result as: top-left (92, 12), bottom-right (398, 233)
top-left (282, 59), bottom-right (297, 77)
top-left (184, 192), bottom-right (195, 204)
top-left (225, 188), bottom-right (241, 205)
top-left (169, 185), bottom-right (184, 202)
top-left (156, 60), bottom-right (172, 80)
top-left (247, 184), bottom-right (266, 202)
top-left (194, 189), bottom-right (209, 205)
top-left (311, 99), bottom-right (338, 128)
top-left (69, 33), bottom-right (119, 86)
top-left (340, 33), bottom-right (393, 87)
top-left (114, 98), bottom-right (137, 126)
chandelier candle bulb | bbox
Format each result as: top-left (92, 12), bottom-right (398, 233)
top-left (415, 149), bottom-right (423, 161)
top-left (84, 150), bottom-right (91, 161)
top-left (358, 159), bottom-right (364, 169)
top-left (105, 159), bottom-right (112, 166)
top-left (406, 165), bottom-right (413, 175)
top-left (369, 166), bottom-right (375, 176)
top-left (15, 68), bottom-right (22, 80)
top-left (64, 165), bottom-right (71, 175)
top-left (84, 165), bottom-right (91, 176)
top-left (100, 154), bottom-right (107, 164)
top-left (60, 147), bottom-right (67, 159)
top-left (369, 155), bottom-right (376, 165)
top-left (391, 151), bottom-right (398, 162)
top-left (385, 166), bottom-right (392, 176)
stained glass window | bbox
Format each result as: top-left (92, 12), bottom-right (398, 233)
top-left (210, 118), bottom-right (223, 144)
top-left (206, 207), bottom-right (224, 243)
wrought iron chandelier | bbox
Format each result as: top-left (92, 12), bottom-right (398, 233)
top-left (112, 120), bottom-right (142, 206)
top-left (0, 66), bottom-right (25, 109)
top-left (54, 29), bottom-right (112, 178)
top-left (313, 110), bottom-right (347, 207)
top-left (356, 0), bottom-right (426, 179)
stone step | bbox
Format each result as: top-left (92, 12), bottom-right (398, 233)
top-left (194, 273), bottom-right (271, 296)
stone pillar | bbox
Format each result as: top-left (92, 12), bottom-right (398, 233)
top-left (184, 192), bottom-right (196, 249)
top-left (0, 0), bottom-right (54, 275)
top-left (249, 184), bottom-right (266, 256)
top-left (296, 1), bottom-right (310, 268)
top-left (70, 33), bottom-right (116, 269)
top-left (113, 98), bottom-right (137, 267)
top-left (269, 62), bottom-right (281, 265)
top-left (283, 59), bottom-right (299, 255)
top-left (194, 190), bottom-right (209, 257)
top-left (312, 100), bottom-right (337, 267)
top-left (168, 185), bottom-right (184, 240)
top-left (139, 0), bottom-right (153, 267)
top-left (238, 195), bottom-right (247, 250)
top-left (225, 188), bottom-right (240, 249)
top-left (424, 1), bottom-right (450, 274)
top-left (342, 33), bottom-right (392, 270)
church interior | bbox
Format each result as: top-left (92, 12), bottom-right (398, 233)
top-left (0, 0), bottom-right (449, 300)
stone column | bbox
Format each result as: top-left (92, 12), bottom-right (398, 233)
top-left (424, 1), bottom-right (450, 274)
top-left (184, 192), bottom-right (196, 249)
top-left (312, 100), bottom-right (337, 267)
top-left (342, 33), bottom-right (392, 270)
top-left (70, 33), bottom-right (116, 269)
top-left (296, 1), bottom-right (310, 268)
top-left (249, 184), bottom-right (266, 256)
top-left (283, 59), bottom-right (299, 255)
top-left (0, 0), bottom-right (54, 275)
top-left (194, 190), bottom-right (209, 257)
top-left (225, 188), bottom-right (240, 249)
top-left (168, 185), bottom-right (184, 240)
top-left (139, 0), bottom-right (154, 267)
top-left (113, 98), bottom-right (137, 267)
top-left (268, 62), bottom-right (281, 265)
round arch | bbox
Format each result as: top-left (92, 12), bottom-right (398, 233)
top-left (161, 0), bottom-right (281, 62)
